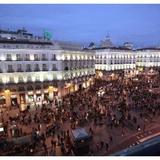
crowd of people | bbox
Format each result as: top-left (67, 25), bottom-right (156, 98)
top-left (1, 69), bottom-right (160, 156)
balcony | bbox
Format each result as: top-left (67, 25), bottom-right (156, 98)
top-left (35, 79), bottom-right (41, 83)
top-left (51, 57), bottom-right (57, 61)
top-left (18, 80), bottom-right (24, 84)
top-left (34, 68), bottom-right (40, 72)
top-left (6, 58), bottom-right (12, 61)
top-left (25, 58), bottom-right (30, 61)
top-left (26, 68), bottom-right (32, 72)
top-left (7, 69), bottom-right (15, 73)
top-left (41, 58), bottom-right (48, 61)
top-left (16, 58), bottom-right (23, 61)
top-left (42, 68), bottom-right (48, 71)
top-left (34, 58), bottom-right (40, 61)
top-left (8, 81), bottom-right (15, 84)
top-left (52, 67), bottom-right (58, 71)
top-left (17, 69), bottom-right (24, 72)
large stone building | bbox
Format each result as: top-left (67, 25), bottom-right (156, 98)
top-left (0, 29), bottom-right (95, 110)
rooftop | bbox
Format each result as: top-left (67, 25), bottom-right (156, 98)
top-left (89, 46), bottom-right (133, 51)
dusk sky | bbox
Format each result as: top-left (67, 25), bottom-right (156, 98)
top-left (0, 4), bottom-right (160, 47)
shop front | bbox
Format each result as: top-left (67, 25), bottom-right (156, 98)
top-left (70, 84), bottom-right (75, 93)
top-left (75, 84), bottom-right (79, 91)
top-left (11, 95), bottom-right (18, 108)
top-left (27, 91), bottom-right (35, 109)
top-left (53, 89), bottom-right (58, 97)
top-left (48, 92), bottom-right (54, 102)
top-left (35, 90), bottom-right (43, 107)
top-left (86, 81), bottom-right (90, 88)
top-left (0, 95), bottom-right (6, 109)
top-left (43, 90), bottom-right (49, 104)
top-left (19, 93), bottom-right (26, 111)
top-left (82, 82), bottom-right (87, 89)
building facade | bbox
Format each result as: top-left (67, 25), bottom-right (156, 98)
top-left (0, 29), bottom-right (95, 110)
top-left (94, 47), bottom-right (160, 71)
top-left (94, 47), bottom-right (136, 71)
top-left (135, 48), bottom-right (160, 68)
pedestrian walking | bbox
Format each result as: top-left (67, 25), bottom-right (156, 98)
top-left (105, 142), bottom-right (109, 151)
top-left (96, 143), bottom-right (100, 151)
top-left (109, 136), bottom-right (113, 143)
top-left (100, 141), bottom-right (104, 149)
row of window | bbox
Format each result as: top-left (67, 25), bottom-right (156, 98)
top-left (0, 53), bottom-right (95, 61)
top-left (96, 55), bottom-right (135, 59)
top-left (96, 65), bottom-right (135, 70)
top-left (137, 54), bottom-right (160, 58)
top-left (0, 62), bottom-right (95, 73)
top-left (96, 60), bottom-right (134, 64)
top-left (96, 54), bottom-right (160, 59)
top-left (0, 64), bottom-right (57, 73)
top-left (0, 71), bottom-right (95, 84)
top-left (0, 44), bottom-right (52, 49)
top-left (0, 54), bottom-right (56, 61)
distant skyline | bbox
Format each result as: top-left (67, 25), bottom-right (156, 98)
top-left (0, 4), bottom-right (160, 47)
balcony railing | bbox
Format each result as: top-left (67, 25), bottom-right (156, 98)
top-left (26, 68), bottom-right (32, 72)
top-left (51, 58), bottom-right (57, 61)
top-left (17, 69), bottom-right (23, 72)
top-left (34, 68), bottom-right (40, 71)
top-left (6, 58), bottom-right (12, 61)
top-left (7, 69), bottom-right (15, 73)
top-left (8, 81), bottom-right (15, 84)
top-left (16, 58), bottom-right (23, 61)
top-left (52, 67), bottom-right (58, 71)
top-left (41, 58), bottom-right (48, 61)
top-left (25, 58), bottom-right (30, 61)
top-left (34, 58), bottom-right (40, 61)
top-left (35, 79), bottom-right (41, 83)
top-left (42, 68), bottom-right (48, 71)
top-left (60, 68), bottom-right (95, 80)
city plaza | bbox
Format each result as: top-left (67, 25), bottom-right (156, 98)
top-left (1, 29), bottom-right (160, 155)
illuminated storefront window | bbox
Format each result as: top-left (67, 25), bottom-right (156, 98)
top-left (28, 91), bottom-right (34, 103)
top-left (11, 95), bottom-right (18, 107)
top-left (0, 95), bottom-right (6, 108)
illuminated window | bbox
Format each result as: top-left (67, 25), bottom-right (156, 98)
top-left (25, 54), bottom-right (30, 60)
top-left (42, 54), bottom-right (47, 60)
top-left (16, 54), bottom-right (21, 61)
top-left (8, 65), bottom-right (14, 72)
top-left (18, 76), bottom-right (23, 83)
top-left (34, 54), bottom-right (39, 60)
top-left (9, 77), bottom-right (14, 83)
top-left (27, 75), bottom-right (32, 82)
top-left (52, 54), bottom-right (56, 60)
top-left (6, 54), bottom-right (11, 61)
